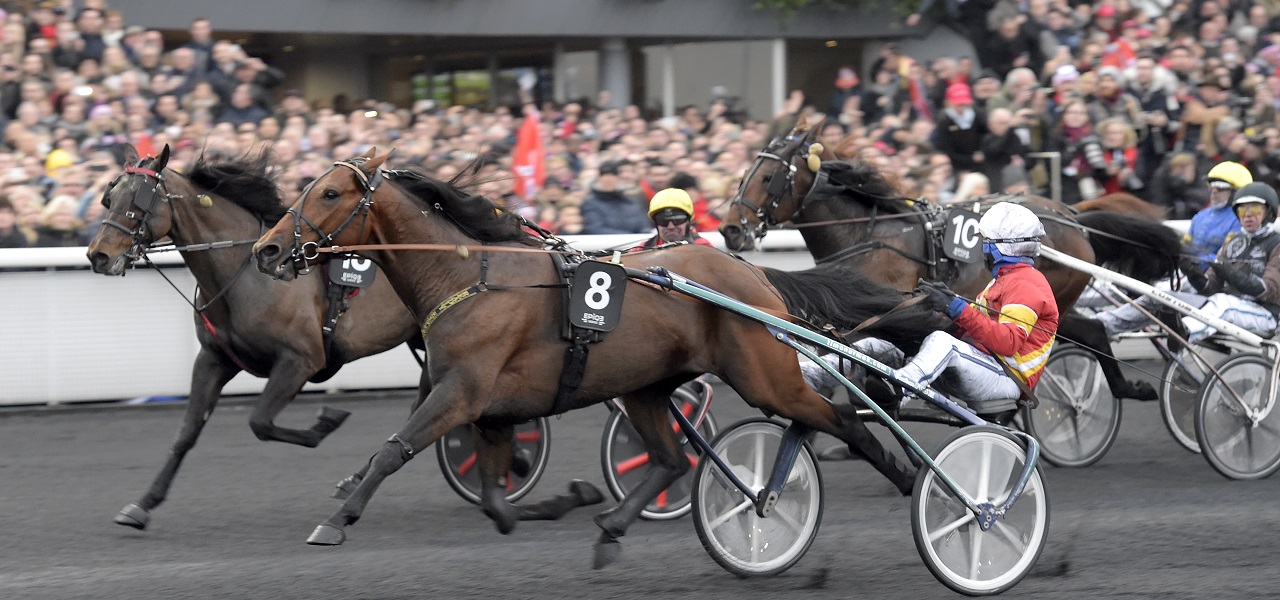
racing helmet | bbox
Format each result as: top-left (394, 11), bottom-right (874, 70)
top-left (1231, 182), bottom-right (1280, 223)
top-left (1206, 161), bottom-right (1253, 190)
top-left (648, 188), bottom-right (695, 219)
top-left (979, 202), bottom-right (1046, 258)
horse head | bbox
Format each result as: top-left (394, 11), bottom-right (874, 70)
top-left (254, 148), bottom-right (391, 281)
top-left (87, 144), bottom-right (173, 276)
top-left (720, 115), bottom-right (831, 251)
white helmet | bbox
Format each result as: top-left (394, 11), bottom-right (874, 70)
top-left (979, 202), bottom-right (1045, 257)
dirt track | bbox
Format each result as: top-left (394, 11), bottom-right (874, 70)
top-left (2, 378), bottom-right (1278, 599)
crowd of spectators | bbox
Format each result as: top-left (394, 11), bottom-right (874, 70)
top-left (1, 0), bottom-right (1279, 250)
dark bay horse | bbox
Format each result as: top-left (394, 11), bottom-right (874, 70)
top-left (87, 146), bottom-right (599, 531)
top-left (720, 126), bottom-right (1182, 401)
top-left (86, 146), bottom-right (422, 529)
top-left (251, 150), bottom-right (941, 567)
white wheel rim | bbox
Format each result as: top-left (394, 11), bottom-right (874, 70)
top-left (1030, 352), bottom-right (1116, 463)
top-left (1202, 360), bottom-right (1280, 476)
top-left (1162, 354), bottom-right (1205, 452)
top-left (916, 431), bottom-right (1047, 592)
top-left (696, 422), bottom-right (821, 574)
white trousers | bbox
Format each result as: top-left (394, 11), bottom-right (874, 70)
top-left (1182, 293), bottom-right (1277, 343)
top-left (800, 331), bottom-right (1021, 405)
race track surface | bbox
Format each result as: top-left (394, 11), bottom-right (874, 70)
top-left (2, 372), bottom-right (1278, 599)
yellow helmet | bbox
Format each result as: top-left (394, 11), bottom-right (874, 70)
top-left (648, 188), bottom-right (694, 218)
top-left (1206, 161), bottom-right (1253, 189)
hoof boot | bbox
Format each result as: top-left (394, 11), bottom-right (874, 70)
top-left (592, 531), bottom-right (622, 569)
top-left (570, 480), bottom-right (604, 506)
top-left (113, 503), bottom-right (150, 530)
top-left (306, 524), bottom-right (346, 546)
top-left (332, 474), bottom-right (361, 500)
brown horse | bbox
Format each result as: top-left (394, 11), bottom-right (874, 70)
top-left (720, 124), bottom-right (1183, 400)
top-left (251, 150), bottom-right (941, 567)
top-left (86, 147), bottom-right (601, 531)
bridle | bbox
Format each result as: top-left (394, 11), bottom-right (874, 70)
top-left (99, 163), bottom-right (177, 261)
top-left (728, 134), bottom-right (811, 241)
top-left (286, 157), bottom-right (383, 273)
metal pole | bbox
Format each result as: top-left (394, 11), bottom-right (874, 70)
top-left (1027, 151), bottom-right (1062, 204)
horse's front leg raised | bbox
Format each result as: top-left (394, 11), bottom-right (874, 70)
top-left (115, 348), bottom-right (239, 530)
top-left (592, 390), bottom-right (689, 569)
top-left (246, 352), bottom-right (350, 448)
top-left (307, 375), bottom-right (481, 546)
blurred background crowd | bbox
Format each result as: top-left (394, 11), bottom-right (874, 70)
top-left (0, 0), bottom-right (1278, 248)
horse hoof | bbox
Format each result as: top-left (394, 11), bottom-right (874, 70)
top-left (816, 445), bottom-right (853, 461)
top-left (332, 474), bottom-right (362, 500)
top-left (510, 447), bottom-right (533, 479)
top-left (306, 524), bottom-right (346, 546)
top-left (483, 503), bottom-right (517, 535)
top-left (113, 503), bottom-right (150, 530)
top-left (570, 480), bottom-right (604, 506)
top-left (1126, 381), bottom-right (1158, 401)
top-left (317, 407), bottom-right (352, 429)
top-left (592, 531), bottom-right (622, 569)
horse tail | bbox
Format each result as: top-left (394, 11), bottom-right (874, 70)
top-left (1075, 211), bottom-right (1181, 283)
top-left (760, 264), bottom-right (944, 349)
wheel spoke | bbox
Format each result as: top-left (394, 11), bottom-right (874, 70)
top-left (991, 518), bottom-right (1030, 554)
top-left (707, 498), bottom-right (753, 530)
top-left (1037, 371), bottom-right (1075, 407)
top-left (771, 500), bottom-right (805, 534)
top-left (1215, 422), bottom-right (1249, 457)
top-left (968, 517), bottom-right (986, 580)
top-left (751, 434), bottom-right (766, 489)
top-left (929, 511), bottom-right (975, 543)
top-left (976, 440), bottom-right (992, 502)
top-left (1041, 409), bottom-right (1075, 441)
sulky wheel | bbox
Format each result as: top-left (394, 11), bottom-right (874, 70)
top-left (601, 384), bottom-right (717, 520)
top-left (1023, 345), bottom-right (1121, 468)
top-left (1195, 353), bottom-right (1280, 480)
top-left (692, 418), bottom-right (822, 577)
top-left (912, 425), bottom-right (1050, 596)
top-left (1159, 346), bottom-right (1221, 454)
top-left (435, 417), bottom-right (551, 504)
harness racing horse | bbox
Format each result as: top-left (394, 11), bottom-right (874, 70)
top-left (86, 146), bottom-right (599, 531)
top-left (251, 149), bottom-right (943, 567)
top-left (720, 126), bottom-right (1182, 401)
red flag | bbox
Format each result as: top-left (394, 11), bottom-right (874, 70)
top-left (511, 108), bottom-right (545, 200)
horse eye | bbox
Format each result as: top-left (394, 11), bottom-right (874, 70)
top-left (323, 189), bottom-right (339, 200)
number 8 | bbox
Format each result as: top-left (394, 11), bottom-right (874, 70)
top-left (585, 271), bottom-right (611, 310)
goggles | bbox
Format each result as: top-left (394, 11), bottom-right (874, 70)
top-left (1235, 203), bottom-right (1266, 218)
top-left (655, 216), bottom-right (689, 227)
top-left (1208, 180), bottom-right (1235, 191)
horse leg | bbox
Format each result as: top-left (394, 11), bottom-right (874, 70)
top-left (593, 388), bottom-right (689, 569)
top-left (1059, 313), bottom-right (1156, 400)
top-left (114, 348), bottom-right (239, 529)
top-left (307, 375), bottom-right (482, 546)
top-left (246, 353), bottom-right (351, 448)
top-left (472, 424), bottom-right (519, 534)
top-left (335, 361), bottom-right (436, 500)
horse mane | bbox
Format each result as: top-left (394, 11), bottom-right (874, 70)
top-left (183, 152), bottom-right (289, 226)
top-left (1074, 193), bottom-right (1167, 222)
top-left (809, 160), bottom-right (912, 215)
top-left (387, 170), bottom-right (538, 246)
top-left (761, 263), bottom-right (946, 352)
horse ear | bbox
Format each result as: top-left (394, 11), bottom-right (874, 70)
top-left (154, 144), bottom-right (171, 171)
top-left (123, 144), bottom-right (139, 166)
top-left (791, 109), bottom-right (811, 134)
top-left (833, 132), bottom-right (860, 160)
top-left (361, 148), bottom-right (394, 174)
top-left (356, 146), bottom-right (375, 159)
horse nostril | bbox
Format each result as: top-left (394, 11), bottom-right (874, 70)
top-left (259, 244), bottom-right (280, 261)
top-left (89, 251), bottom-right (108, 271)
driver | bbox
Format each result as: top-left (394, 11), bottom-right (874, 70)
top-left (802, 202), bottom-right (1059, 416)
top-left (635, 188), bottom-right (713, 249)
top-left (1178, 182), bottom-right (1280, 343)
